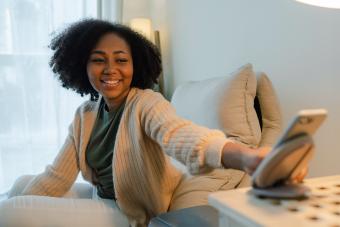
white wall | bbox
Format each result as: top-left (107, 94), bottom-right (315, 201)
top-left (132, 0), bottom-right (340, 177)
top-left (122, 0), bottom-right (151, 23)
top-left (123, 0), bottom-right (172, 97)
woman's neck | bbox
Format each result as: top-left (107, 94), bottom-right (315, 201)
top-left (102, 89), bottom-right (130, 112)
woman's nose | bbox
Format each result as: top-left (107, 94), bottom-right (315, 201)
top-left (103, 63), bottom-right (116, 74)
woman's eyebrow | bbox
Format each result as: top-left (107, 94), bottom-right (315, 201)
top-left (113, 50), bottom-right (127, 54)
top-left (90, 50), bottom-right (105, 55)
top-left (90, 50), bottom-right (127, 55)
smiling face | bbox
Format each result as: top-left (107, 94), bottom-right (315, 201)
top-left (87, 33), bottom-right (133, 111)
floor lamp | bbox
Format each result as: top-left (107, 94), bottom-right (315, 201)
top-left (130, 18), bottom-right (165, 96)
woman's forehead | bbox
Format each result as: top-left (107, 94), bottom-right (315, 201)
top-left (92, 33), bottom-right (131, 54)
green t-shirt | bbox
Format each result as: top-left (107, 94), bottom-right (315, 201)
top-left (86, 99), bottom-right (125, 199)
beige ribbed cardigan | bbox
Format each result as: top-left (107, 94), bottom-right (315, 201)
top-left (22, 88), bottom-right (234, 226)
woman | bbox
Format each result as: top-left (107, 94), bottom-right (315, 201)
top-left (1, 19), bottom-right (271, 227)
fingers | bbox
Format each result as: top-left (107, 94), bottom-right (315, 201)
top-left (243, 147), bottom-right (270, 175)
top-left (293, 167), bottom-right (308, 183)
top-left (258, 146), bottom-right (272, 156)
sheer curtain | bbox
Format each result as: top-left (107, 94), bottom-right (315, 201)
top-left (0, 0), bottom-right (119, 193)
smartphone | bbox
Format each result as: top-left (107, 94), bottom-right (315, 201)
top-left (273, 109), bottom-right (328, 148)
top-left (251, 109), bottom-right (327, 189)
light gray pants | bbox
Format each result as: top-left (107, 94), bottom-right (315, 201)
top-left (0, 175), bottom-right (129, 227)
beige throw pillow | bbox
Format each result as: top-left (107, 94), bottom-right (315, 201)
top-left (256, 72), bottom-right (282, 146)
top-left (171, 63), bottom-right (261, 148)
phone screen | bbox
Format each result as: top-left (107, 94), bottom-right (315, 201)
top-left (274, 109), bottom-right (327, 148)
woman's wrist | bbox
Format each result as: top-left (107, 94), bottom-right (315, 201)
top-left (221, 142), bottom-right (251, 171)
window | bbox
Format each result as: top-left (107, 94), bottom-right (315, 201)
top-left (0, 0), bottom-right (118, 193)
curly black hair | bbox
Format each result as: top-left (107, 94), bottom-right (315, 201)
top-left (49, 18), bottom-right (162, 101)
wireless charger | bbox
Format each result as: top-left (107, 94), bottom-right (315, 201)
top-left (251, 183), bottom-right (311, 199)
top-left (251, 134), bottom-right (314, 199)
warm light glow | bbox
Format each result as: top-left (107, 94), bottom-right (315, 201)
top-left (296, 0), bottom-right (340, 9)
top-left (130, 18), bottom-right (153, 41)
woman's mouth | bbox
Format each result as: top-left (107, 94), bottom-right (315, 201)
top-left (101, 79), bottom-right (121, 87)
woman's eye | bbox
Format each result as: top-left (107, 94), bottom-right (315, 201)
top-left (117, 59), bottom-right (128, 63)
top-left (91, 58), bottom-right (105, 63)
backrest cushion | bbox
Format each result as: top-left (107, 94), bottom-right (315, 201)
top-left (256, 72), bottom-right (282, 146)
top-left (171, 63), bottom-right (261, 148)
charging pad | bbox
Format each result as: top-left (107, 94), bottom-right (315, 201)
top-left (251, 183), bottom-right (311, 199)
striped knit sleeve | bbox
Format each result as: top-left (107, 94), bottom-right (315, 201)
top-left (21, 111), bottom-right (81, 197)
top-left (141, 92), bottom-right (233, 174)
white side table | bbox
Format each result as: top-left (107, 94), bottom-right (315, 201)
top-left (209, 175), bottom-right (340, 227)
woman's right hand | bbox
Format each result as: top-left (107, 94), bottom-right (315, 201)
top-left (221, 142), bottom-right (271, 175)
top-left (241, 146), bottom-right (271, 175)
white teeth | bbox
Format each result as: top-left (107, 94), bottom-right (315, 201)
top-left (102, 79), bottom-right (119, 85)
top-left (105, 80), bottom-right (119, 84)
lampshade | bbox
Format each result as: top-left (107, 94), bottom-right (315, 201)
top-left (295, 0), bottom-right (340, 8)
top-left (129, 17), bottom-right (164, 96)
top-left (130, 18), bottom-right (153, 41)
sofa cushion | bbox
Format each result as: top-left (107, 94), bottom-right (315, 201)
top-left (256, 72), bottom-right (282, 147)
top-left (168, 168), bottom-right (245, 211)
top-left (171, 63), bottom-right (261, 147)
